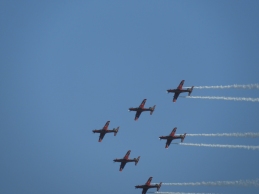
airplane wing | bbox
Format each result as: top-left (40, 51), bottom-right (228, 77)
top-left (99, 133), bottom-right (106, 142)
top-left (166, 139), bottom-right (173, 148)
top-left (170, 127), bottom-right (177, 137)
top-left (139, 99), bottom-right (147, 108)
top-left (124, 150), bottom-right (131, 159)
top-left (103, 121), bottom-right (110, 130)
top-left (173, 93), bottom-right (180, 102)
top-left (177, 80), bottom-right (185, 89)
top-left (145, 177), bottom-right (152, 185)
top-left (142, 188), bottom-right (148, 194)
top-left (119, 162), bottom-right (127, 171)
top-left (135, 111), bottom-right (142, 121)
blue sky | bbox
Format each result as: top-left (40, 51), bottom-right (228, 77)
top-left (1, 1), bottom-right (259, 194)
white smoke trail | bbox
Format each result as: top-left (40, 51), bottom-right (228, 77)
top-left (185, 133), bottom-right (259, 138)
top-left (184, 84), bottom-right (259, 89)
top-left (175, 143), bottom-right (259, 150)
top-left (159, 179), bottom-right (259, 187)
top-left (152, 192), bottom-right (216, 194)
top-left (185, 96), bottom-right (259, 102)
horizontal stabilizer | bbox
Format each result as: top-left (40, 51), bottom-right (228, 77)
top-left (157, 182), bottom-right (162, 191)
top-left (150, 105), bottom-right (156, 115)
top-left (181, 133), bottom-right (187, 142)
top-left (188, 86), bottom-right (194, 96)
top-left (114, 127), bottom-right (120, 136)
top-left (135, 156), bottom-right (140, 165)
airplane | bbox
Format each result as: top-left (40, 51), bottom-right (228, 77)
top-left (92, 121), bottom-right (119, 142)
top-left (113, 150), bottom-right (140, 171)
top-left (159, 127), bottom-right (186, 148)
top-left (129, 99), bottom-right (156, 121)
top-left (167, 80), bottom-right (194, 102)
top-left (135, 176), bottom-right (162, 194)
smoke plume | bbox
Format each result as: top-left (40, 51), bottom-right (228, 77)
top-left (153, 192), bottom-right (216, 194)
top-left (186, 133), bottom-right (259, 138)
top-left (175, 143), bottom-right (259, 150)
top-left (184, 84), bottom-right (259, 89)
top-left (185, 96), bottom-right (259, 102)
top-left (160, 179), bottom-right (259, 187)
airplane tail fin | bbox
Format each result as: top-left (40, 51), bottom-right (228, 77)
top-left (114, 127), bottom-right (119, 136)
top-left (150, 105), bottom-right (156, 115)
top-left (188, 86), bottom-right (194, 96)
top-left (135, 156), bottom-right (140, 165)
top-left (157, 182), bottom-right (162, 191)
top-left (181, 133), bottom-right (187, 142)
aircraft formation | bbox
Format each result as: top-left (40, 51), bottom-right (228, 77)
top-left (92, 80), bottom-right (193, 194)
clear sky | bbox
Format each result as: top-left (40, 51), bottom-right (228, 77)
top-left (1, 1), bottom-right (259, 194)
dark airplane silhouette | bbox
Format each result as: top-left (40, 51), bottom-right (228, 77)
top-left (92, 121), bottom-right (119, 142)
top-left (113, 150), bottom-right (140, 171)
top-left (167, 80), bottom-right (194, 102)
top-left (135, 177), bottom-right (162, 194)
top-left (159, 127), bottom-right (186, 148)
top-left (129, 99), bottom-right (156, 120)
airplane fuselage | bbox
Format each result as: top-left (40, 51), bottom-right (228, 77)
top-left (167, 88), bottom-right (191, 93)
top-left (159, 135), bottom-right (183, 140)
top-left (135, 185), bottom-right (158, 189)
top-left (113, 159), bottom-right (136, 162)
top-left (92, 129), bottom-right (116, 133)
top-left (129, 107), bottom-right (151, 112)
